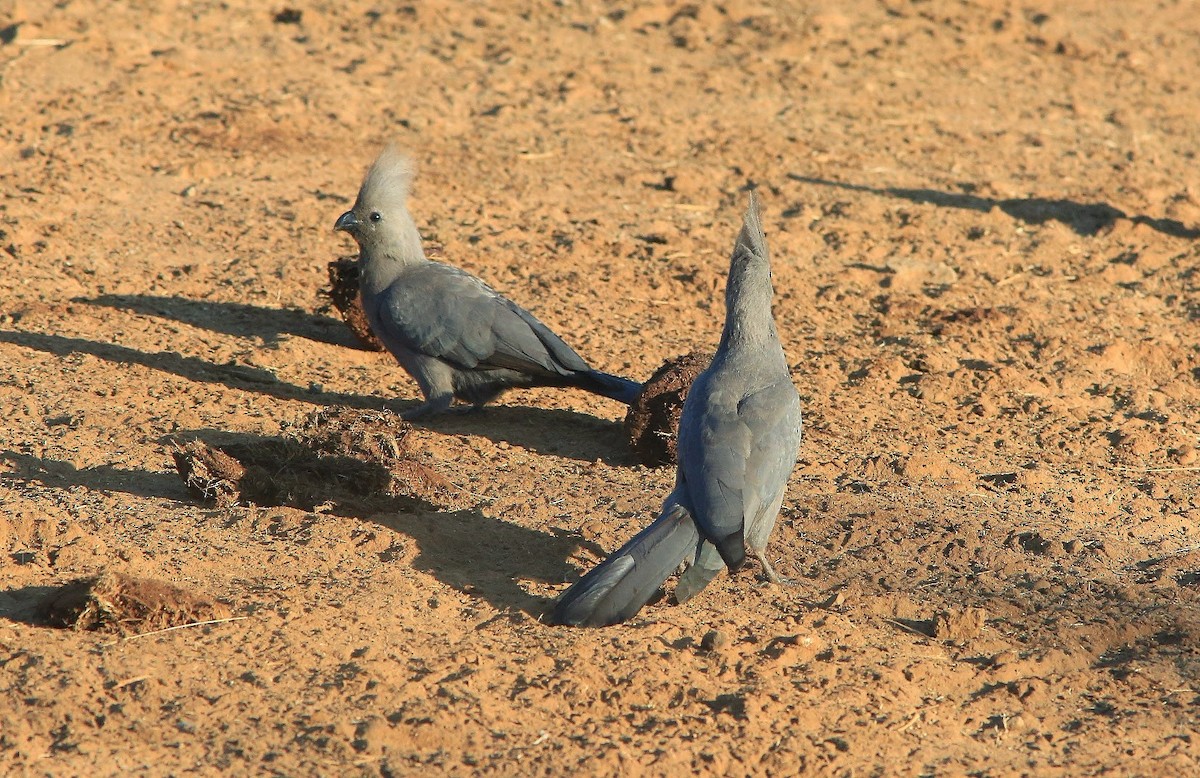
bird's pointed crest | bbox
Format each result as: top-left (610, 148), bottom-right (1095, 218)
top-left (734, 190), bottom-right (769, 265)
top-left (357, 145), bottom-right (416, 208)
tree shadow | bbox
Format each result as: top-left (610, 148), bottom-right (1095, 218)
top-left (788, 174), bottom-right (1200, 238)
top-left (75, 293), bottom-right (365, 349)
top-left (0, 329), bottom-right (379, 409)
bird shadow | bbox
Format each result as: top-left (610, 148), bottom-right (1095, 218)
top-left (788, 174), bottom-right (1200, 238)
top-left (414, 402), bottom-right (635, 465)
top-left (0, 435), bottom-right (593, 621)
top-left (2, 317), bottom-right (640, 463)
top-left (75, 293), bottom-right (366, 349)
top-left (2, 326), bottom-right (637, 462)
top-left (166, 428), bottom-right (594, 619)
top-left (358, 507), bottom-right (580, 619)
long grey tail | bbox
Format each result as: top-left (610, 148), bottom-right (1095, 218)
top-left (571, 369), bottom-right (643, 405)
top-left (549, 504), bottom-right (701, 627)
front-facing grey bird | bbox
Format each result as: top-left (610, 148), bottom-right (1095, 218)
top-left (550, 192), bottom-right (802, 627)
top-left (334, 147), bottom-right (642, 419)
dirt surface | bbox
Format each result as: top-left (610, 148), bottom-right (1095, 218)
top-left (3, 1), bottom-right (1200, 775)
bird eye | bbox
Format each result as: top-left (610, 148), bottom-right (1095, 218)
top-left (369, 212), bottom-right (382, 223)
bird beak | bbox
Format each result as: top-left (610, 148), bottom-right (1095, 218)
top-left (334, 211), bottom-right (359, 232)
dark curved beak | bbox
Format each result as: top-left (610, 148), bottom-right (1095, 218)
top-left (334, 210), bottom-right (359, 232)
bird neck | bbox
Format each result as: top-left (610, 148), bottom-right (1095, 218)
top-left (716, 257), bottom-right (781, 358)
top-left (358, 212), bottom-right (427, 297)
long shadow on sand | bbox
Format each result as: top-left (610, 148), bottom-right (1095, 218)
top-left (1, 450), bottom-right (189, 502)
top-left (1, 329), bottom-right (633, 463)
top-left (788, 174), bottom-right (1200, 238)
top-left (417, 403), bottom-right (632, 465)
top-left (1, 438), bottom-right (596, 620)
top-left (359, 506), bottom-right (585, 620)
top-left (77, 293), bottom-right (366, 349)
top-left (0, 328), bottom-right (373, 407)
top-left (0, 585), bottom-right (64, 624)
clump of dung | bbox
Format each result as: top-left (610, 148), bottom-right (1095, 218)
top-left (624, 351), bottom-right (711, 466)
top-left (43, 572), bottom-right (232, 636)
top-left (292, 408), bottom-right (455, 503)
top-left (172, 408), bottom-right (456, 510)
top-left (325, 258), bottom-right (384, 351)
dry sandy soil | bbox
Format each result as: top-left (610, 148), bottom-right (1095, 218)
top-left (3, 0), bottom-right (1200, 775)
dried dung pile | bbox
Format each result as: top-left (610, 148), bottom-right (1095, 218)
top-left (324, 258), bottom-right (383, 351)
top-left (172, 409), bottom-right (456, 510)
top-left (44, 572), bottom-right (232, 636)
top-left (324, 242), bottom-right (444, 352)
top-left (624, 351), bottom-right (711, 466)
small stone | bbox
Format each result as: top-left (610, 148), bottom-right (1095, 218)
top-left (700, 629), bottom-right (728, 651)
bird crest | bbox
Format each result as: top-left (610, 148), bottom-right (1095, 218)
top-left (357, 145), bottom-right (416, 208)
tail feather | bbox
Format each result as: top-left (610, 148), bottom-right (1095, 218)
top-left (550, 505), bottom-right (700, 627)
top-left (673, 541), bottom-right (725, 604)
top-left (572, 369), bottom-right (643, 405)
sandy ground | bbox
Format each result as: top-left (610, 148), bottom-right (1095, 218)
top-left (3, 0), bottom-right (1200, 775)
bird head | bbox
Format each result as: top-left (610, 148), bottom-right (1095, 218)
top-left (334, 145), bottom-right (417, 253)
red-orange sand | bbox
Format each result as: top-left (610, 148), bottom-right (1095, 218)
top-left (2, 1), bottom-right (1199, 774)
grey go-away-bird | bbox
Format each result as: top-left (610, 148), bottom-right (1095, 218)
top-left (334, 147), bottom-right (642, 419)
top-left (550, 192), bottom-right (802, 627)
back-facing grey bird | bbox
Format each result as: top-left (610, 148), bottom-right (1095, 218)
top-left (550, 192), bottom-right (802, 627)
top-left (334, 147), bottom-right (642, 419)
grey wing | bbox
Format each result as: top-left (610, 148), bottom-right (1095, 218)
top-left (377, 264), bottom-right (589, 376)
top-left (677, 378), bottom-right (753, 567)
top-left (679, 378), bottom-right (800, 568)
top-left (739, 381), bottom-right (802, 551)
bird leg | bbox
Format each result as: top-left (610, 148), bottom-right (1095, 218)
top-left (752, 549), bottom-right (795, 587)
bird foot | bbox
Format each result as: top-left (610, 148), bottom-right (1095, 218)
top-left (399, 404), bottom-right (434, 421)
top-left (753, 551), bottom-right (796, 587)
top-left (397, 396), bottom-right (455, 420)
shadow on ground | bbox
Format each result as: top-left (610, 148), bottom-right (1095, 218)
top-left (2, 435), bottom-right (595, 620)
top-left (77, 294), bottom-right (365, 349)
top-left (0, 329), bottom-right (376, 408)
top-left (789, 174), bottom-right (1200, 238)
top-left (168, 428), bottom-right (604, 618)
top-left (1, 450), bottom-right (188, 502)
top-left (0, 585), bottom-right (63, 625)
top-left (417, 403), bottom-right (633, 465)
top-left (1, 329), bottom-right (635, 463)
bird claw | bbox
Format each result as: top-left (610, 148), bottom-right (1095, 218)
top-left (398, 396), bottom-right (455, 420)
top-left (754, 552), bottom-right (796, 587)
top-left (399, 404), bottom-right (434, 421)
